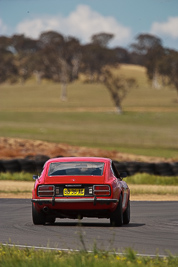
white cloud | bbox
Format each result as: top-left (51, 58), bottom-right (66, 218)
top-left (0, 18), bottom-right (8, 35)
top-left (15, 5), bottom-right (131, 47)
top-left (151, 17), bottom-right (178, 39)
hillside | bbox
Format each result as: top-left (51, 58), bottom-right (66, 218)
top-left (0, 64), bottom-right (178, 160)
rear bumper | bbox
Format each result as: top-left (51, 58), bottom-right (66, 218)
top-left (32, 197), bottom-right (118, 205)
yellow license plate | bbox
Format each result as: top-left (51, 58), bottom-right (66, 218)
top-left (63, 188), bottom-right (85, 196)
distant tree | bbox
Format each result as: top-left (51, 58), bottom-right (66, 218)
top-left (66, 36), bottom-right (82, 79)
top-left (10, 34), bottom-right (39, 83)
top-left (91, 32), bottom-right (114, 47)
top-left (129, 51), bottom-right (145, 66)
top-left (60, 36), bottom-right (81, 100)
top-left (81, 34), bottom-right (118, 82)
top-left (0, 51), bottom-right (18, 83)
top-left (81, 43), bottom-right (106, 81)
top-left (38, 31), bottom-right (81, 100)
top-left (28, 49), bottom-right (47, 84)
top-left (38, 31), bottom-right (65, 81)
top-left (130, 34), bottom-right (164, 88)
top-left (112, 47), bottom-right (131, 64)
top-left (0, 36), bottom-right (18, 83)
top-left (102, 69), bottom-right (136, 114)
top-left (158, 48), bottom-right (178, 101)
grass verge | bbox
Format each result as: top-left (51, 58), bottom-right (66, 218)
top-left (125, 173), bottom-right (178, 185)
top-left (1, 172), bottom-right (178, 185)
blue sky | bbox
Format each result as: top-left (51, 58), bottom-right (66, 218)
top-left (1, 0), bottom-right (178, 50)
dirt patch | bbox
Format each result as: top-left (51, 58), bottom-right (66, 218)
top-left (0, 180), bottom-right (34, 191)
top-left (0, 180), bottom-right (33, 199)
top-left (0, 137), bottom-right (175, 162)
top-left (130, 195), bottom-right (178, 201)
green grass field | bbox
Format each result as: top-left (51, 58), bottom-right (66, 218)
top-left (0, 65), bottom-right (178, 159)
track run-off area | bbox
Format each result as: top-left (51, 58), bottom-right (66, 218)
top-left (0, 199), bottom-right (178, 256)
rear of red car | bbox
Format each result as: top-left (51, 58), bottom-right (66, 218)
top-left (32, 157), bottom-right (129, 226)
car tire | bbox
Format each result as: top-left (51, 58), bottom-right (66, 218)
top-left (32, 203), bottom-right (46, 225)
top-left (46, 217), bottom-right (56, 224)
top-left (110, 194), bottom-right (123, 227)
top-left (123, 198), bottom-right (130, 224)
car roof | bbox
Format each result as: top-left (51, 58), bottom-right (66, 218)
top-left (45, 157), bottom-right (111, 164)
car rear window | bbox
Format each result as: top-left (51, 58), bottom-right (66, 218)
top-left (48, 162), bottom-right (105, 176)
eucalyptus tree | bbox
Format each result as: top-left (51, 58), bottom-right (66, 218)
top-left (81, 32), bottom-right (117, 82)
top-left (38, 31), bottom-right (81, 100)
top-left (91, 32), bottom-right (114, 47)
top-left (158, 48), bottom-right (178, 101)
top-left (0, 36), bottom-right (18, 83)
top-left (112, 47), bottom-right (131, 64)
top-left (10, 34), bottom-right (38, 83)
top-left (102, 69), bottom-right (136, 114)
top-left (130, 34), bottom-right (164, 88)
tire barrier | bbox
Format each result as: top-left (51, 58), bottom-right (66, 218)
top-left (114, 161), bottom-right (178, 176)
top-left (0, 157), bottom-right (178, 176)
top-left (0, 155), bottom-right (50, 174)
top-left (1, 159), bottom-right (22, 173)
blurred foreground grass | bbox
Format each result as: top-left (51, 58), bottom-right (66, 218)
top-left (0, 245), bottom-right (178, 267)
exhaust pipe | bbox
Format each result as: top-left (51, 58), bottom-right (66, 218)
top-left (43, 206), bottom-right (49, 213)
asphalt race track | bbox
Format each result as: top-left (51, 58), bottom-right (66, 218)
top-left (0, 199), bottom-right (178, 256)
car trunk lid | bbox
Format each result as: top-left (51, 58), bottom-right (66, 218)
top-left (44, 175), bottom-right (105, 185)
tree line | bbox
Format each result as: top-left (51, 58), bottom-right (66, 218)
top-left (0, 31), bottom-right (178, 112)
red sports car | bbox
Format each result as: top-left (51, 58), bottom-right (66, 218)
top-left (32, 157), bottom-right (130, 226)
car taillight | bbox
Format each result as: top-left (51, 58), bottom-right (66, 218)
top-left (93, 185), bottom-right (110, 196)
top-left (38, 185), bottom-right (55, 197)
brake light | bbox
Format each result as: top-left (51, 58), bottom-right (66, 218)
top-left (38, 185), bottom-right (55, 197)
top-left (93, 185), bottom-right (110, 196)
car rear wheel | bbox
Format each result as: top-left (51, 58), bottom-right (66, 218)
top-left (123, 198), bottom-right (130, 224)
top-left (32, 203), bottom-right (46, 225)
top-left (46, 217), bottom-right (56, 224)
top-left (110, 194), bottom-right (123, 227)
